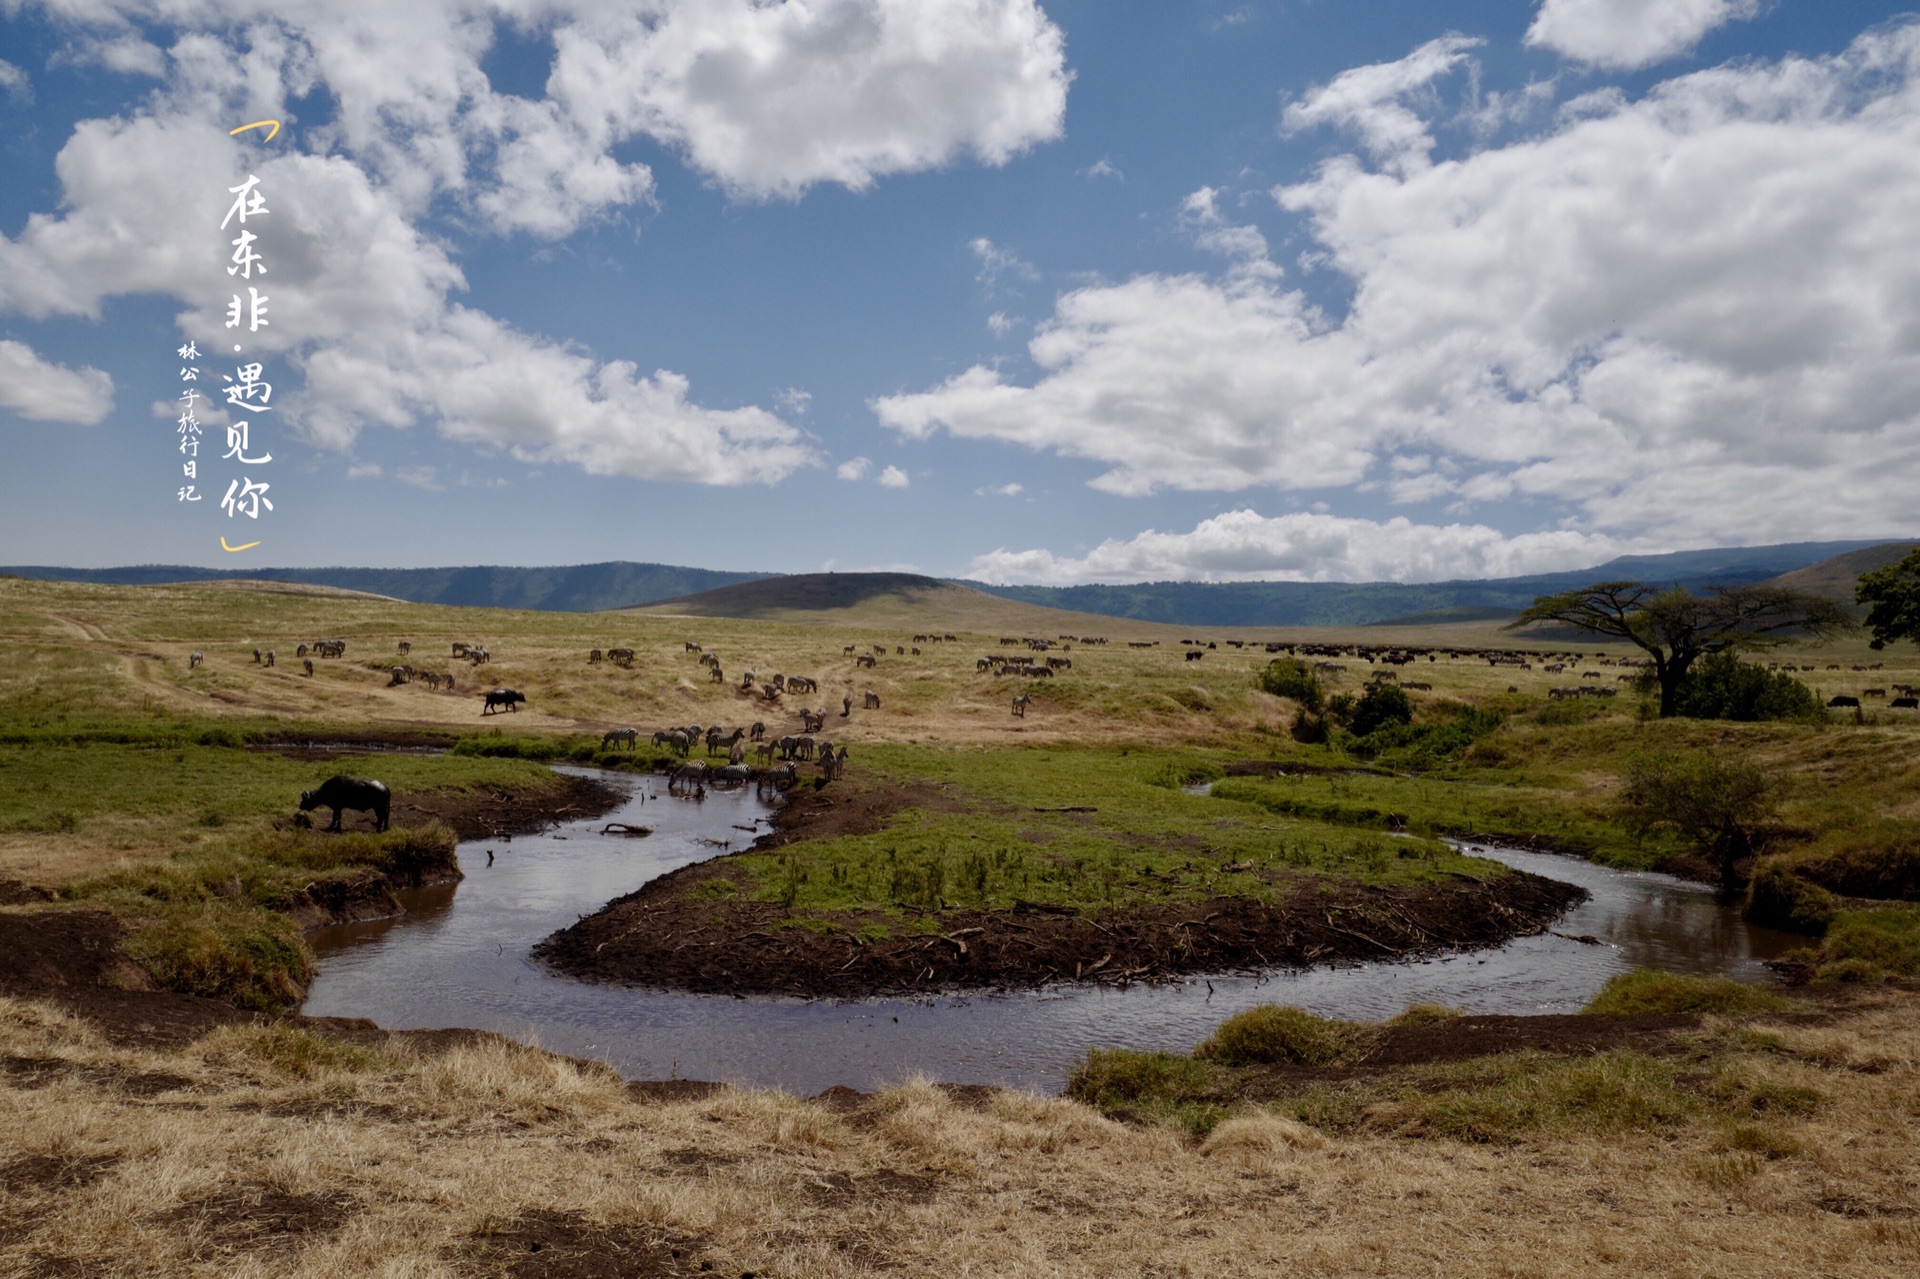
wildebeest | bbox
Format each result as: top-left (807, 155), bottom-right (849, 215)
top-left (749, 721), bottom-right (766, 741)
top-left (189, 651), bottom-right (204, 669)
top-left (398, 641), bottom-right (411, 655)
top-left (801, 710), bottom-right (824, 734)
top-left (602, 727), bottom-right (638, 750)
top-left (863, 689), bottom-right (880, 709)
top-left (482, 688), bottom-right (525, 715)
top-left (588, 649), bottom-right (603, 664)
top-left (303, 659), bottom-right (314, 677)
top-left (264, 650), bottom-right (275, 668)
top-left (299, 776), bottom-right (391, 832)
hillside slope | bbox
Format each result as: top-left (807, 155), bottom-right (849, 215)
top-left (0, 561), bottom-right (774, 612)
top-left (1765, 541), bottom-right (1920, 601)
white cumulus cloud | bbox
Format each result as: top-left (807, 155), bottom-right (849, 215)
top-left (880, 23), bottom-right (1920, 551)
top-left (1526, 0), bottom-right (1761, 71)
top-left (837, 456), bottom-right (873, 480)
top-left (877, 464), bottom-right (910, 488)
top-left (966, 510), bottom-right (1632, 585)
top-left (0, 340), bottom-right (114, 424)
top-left (1281, 34), bottom-right (1483, 174)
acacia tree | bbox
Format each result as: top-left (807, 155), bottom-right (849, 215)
top-left (1508, 581), bottom-right (1854, 717)
top-left (1857, 547), bottom-right (1920, 650)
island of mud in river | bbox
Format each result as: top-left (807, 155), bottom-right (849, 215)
top-left (535, 772), bottom-right (1589, 998)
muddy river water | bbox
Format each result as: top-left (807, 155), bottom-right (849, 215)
top-left (303, 768), bottom-right (1802, 1094)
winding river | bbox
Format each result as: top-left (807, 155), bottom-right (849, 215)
top-left (302, 767), bottom-right (1802, 1094)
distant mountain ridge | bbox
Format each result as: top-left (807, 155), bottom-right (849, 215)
top-left (956, 540), bottom-right (1902, 628)
top-left (1, 539), bottom-right (1903, 626)
top-left (0, 561), bottom-right (775, 613)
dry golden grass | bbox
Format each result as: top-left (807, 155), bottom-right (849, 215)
top-left (5, 988), bottom-right (1919, 1277)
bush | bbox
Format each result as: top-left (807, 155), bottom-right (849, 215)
top-left (1672, 652), bottom-right (1822, 722)
top-left (1619, 750), bottom-right (1775, 891)
top-left (1582, 969), bottom-right (1803, 1017)
top-left (1744, 861), bottom-right (1836, 935)
top-left (1258, 658), bottom-right (1324, 711)
top-left (1346, 684), bottom-right (1414, 737)
top-left (1350, 702), bottom-right (1504, 764)
top-left (1194, 1004), bottom-right (1376, 1067)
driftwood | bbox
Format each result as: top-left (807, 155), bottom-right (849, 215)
top-left (601, 823), bottom-right (653, 837)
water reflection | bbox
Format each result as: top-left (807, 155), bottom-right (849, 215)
top-left (303, 771), bottom-right (1801, 1095)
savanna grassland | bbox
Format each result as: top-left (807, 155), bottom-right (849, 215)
top-left (4, 572), bottom-right (1920, 1275)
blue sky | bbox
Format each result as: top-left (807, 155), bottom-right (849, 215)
top-left (1, 1), bottom-right (1915, 582)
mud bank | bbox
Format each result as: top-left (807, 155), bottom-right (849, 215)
top-left (537, 841), bottom-right (1587, 1001)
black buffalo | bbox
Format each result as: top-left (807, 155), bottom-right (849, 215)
top-left (299, 776), bottom-right (391, 832)
top-left (482, 688), bottom-right (525, 715)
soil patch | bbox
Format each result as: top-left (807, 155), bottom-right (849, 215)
top-left (535, 859), bottom-right (1587, 999)
top-left (1, 1153), bottom-right (122, 1194)
top-left (0, 909), bottom-right (255, 1047)
top-left (464, 1209), bottom-right (704, 1279)
top-left (749, 774), bottom-right (966, 850)
top-left (0, 879), bottom-right (53, 905)
top-left (392, 772), bottom-right (625, 841)
top-left (161, 1182), bottom-right (357, 1255)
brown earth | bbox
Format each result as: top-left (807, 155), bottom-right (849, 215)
top-left (536, 865), bottom-right (1585, 999)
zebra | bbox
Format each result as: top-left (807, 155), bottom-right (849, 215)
top-left (863, 689), bottom-right (881, 709)
top-left (602, 728), bottom-right (639, 750)
top-left (1012, 693), bottom-right (1031, 717)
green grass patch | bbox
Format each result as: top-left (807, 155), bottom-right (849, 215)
top-left (1797, 906), bottom-right (1920, 983)
top-left (711, 744), bottom-right (1493, 919)
top-left (1193, 1004), bottom-right (1378, 1067)
top-left (1581, 969), bottom-right (1806, 1018)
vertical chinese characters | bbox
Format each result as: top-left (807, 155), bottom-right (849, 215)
top-left (217, 174), bottom-right (274, 525)
top-left (176, 342), bottom-right (202, 501)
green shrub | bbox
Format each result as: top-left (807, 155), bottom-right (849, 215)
top-left (1193, 1004), bottom-right (1377, 1067)
top-left (1351, 702), bottom-right (1504, 764)
top-left (1672, 652), bottom-right (1821, 722)
top-left (1786, 838), bottom-right (1920, 901)
top-left (1581, 969), bottom-right (1801, 1018)
top-left (1619, 749), bottom-right (1775, 891)
top-left (1345, 684), bottom-right (1414, 737)
top-left (1744, 861), bottom-right (1835, 935)
top-left (1257, 658), bottom-right (1324, 711)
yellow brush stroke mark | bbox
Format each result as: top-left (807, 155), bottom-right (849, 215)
top-left (220, 537), bottom-right (262, 553)
top-left (229, 120), bottom-right (281, 142)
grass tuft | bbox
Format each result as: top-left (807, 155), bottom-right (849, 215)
top-left (1581, 969), bottom-right (1804, 1018)
top-left (1194, 1004), bottom-right (1377, 1068)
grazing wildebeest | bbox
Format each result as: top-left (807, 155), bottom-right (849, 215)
top-left (589, 649), bottom-right (603, 664)
top-left (444, 674), bottom-right (456, 693)
top-left (685, 641), bottom-right (702, 653)
top-left (608, 648), bottom-right (636, 668)
top-left (602, 727), bottom-right (638, 750)
top-left (749, 721), bottom-right (766, 741)
top-left (1893, 697), bottom-right (1919, 710)
top-left (863, 689), bottom-right (881, 709)
top-left (855, 653), bottom-right (876, 668)
top-left (801, 710), bottom-right (824, 734)
top-left (299, 776), bottom-right (391, 832)
top-left (303, 659), bottom-right (314, 677)
top-left (389, 665), bottom-right (409, 687)
top-left (189, 651), bottom-right (204, 669)
top-left (482, 688), bottom-right (525, 715)
top-left (264, 650), bottom-right (275, 668)
top-left (1012, 693), bottom-right (1031, 717)
top-left (296, 644), bottom-right (308, 658)
top-left (398, 641), bottom-right (411, 655)
top-left (253, 648), bottom-right (262, 663)
top-left (709, 665), bottom-right (725, 683)
top-left (842, 694), bottom-right (852, 717)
